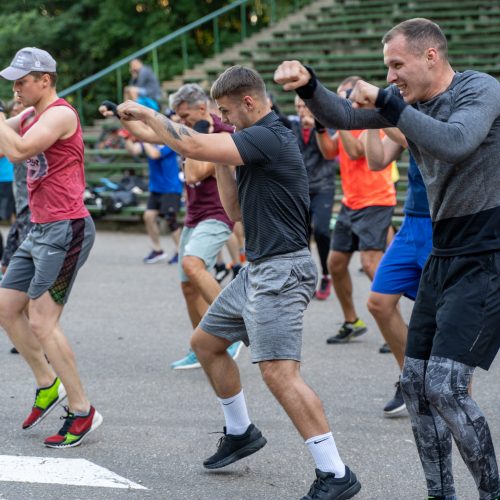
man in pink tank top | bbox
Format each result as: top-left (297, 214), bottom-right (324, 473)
top-left (0, 47), bottom-right (102, 448)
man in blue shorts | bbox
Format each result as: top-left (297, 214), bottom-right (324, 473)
top-left (363, 128), bottom-right (432, 417)
top-left (124, 136), bottom-right (183, 264)
top-left (114, 66), bottom-right (361, 500)
top-left (275, 17), bottom-right (500, 500)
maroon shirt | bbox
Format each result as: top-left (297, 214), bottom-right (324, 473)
top-left (183, 114), bottom-right (234, 229)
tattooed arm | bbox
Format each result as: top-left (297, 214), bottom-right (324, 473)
top-left (116, 100), bottom-right (243, 165)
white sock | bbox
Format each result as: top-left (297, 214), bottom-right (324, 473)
top-left (218, 389), bottom-right (251, 435)
top-left (305, 432), bottom-right (346, 478)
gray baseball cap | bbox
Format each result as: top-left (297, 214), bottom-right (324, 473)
top-left (0, 47), bottom-right (56, 80)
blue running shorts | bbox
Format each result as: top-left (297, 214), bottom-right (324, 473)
top-left (371, 215), bottom-right (433, 300)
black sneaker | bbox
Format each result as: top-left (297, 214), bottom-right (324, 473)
top-left (214, 262), bottom-right (230, 284)
top-left (203, 423), bottom-right (267, 469)
top-left (10, 346), bottom-right (19, 354)
top-left (326, 319), bottom-right (367, 344)
top-left (383, 380), bottom-right (406, 418)
top-left (302, 467), bottom-right (361, 499)
top-left (378, 343), bottom-right (391, 354)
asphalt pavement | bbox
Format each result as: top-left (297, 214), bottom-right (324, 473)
top-left (0, 230), bottom-right (498, 500)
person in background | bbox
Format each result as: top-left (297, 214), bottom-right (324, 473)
top-left (124, 131), bottom-right (183, 264)
top-left (292, 96), bottom-right (336, 300)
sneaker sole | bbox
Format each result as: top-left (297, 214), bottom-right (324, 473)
top-left (171, 361), bottom-right (201, 370)
top-left (227, 342), bottom-right (243, 360)
top-left (44, 411), bottom-right (103, 449)
top-left (144, 256), bottom-right (167, 264)
top-left (336, 479), bottom-right (362, 500)
top-left (203, 436), bottom-right (267, 469)
top-left (326, 331), bottom-right (356, 344)
top-left (383, 403), bottom-right (407, 418)
top-left (352, 327), bottom-right (367, 338)
top-left (23, 385), bottom-right (67, 430)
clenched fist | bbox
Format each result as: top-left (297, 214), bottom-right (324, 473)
top-left (274, 60), bottom-right (311, 91)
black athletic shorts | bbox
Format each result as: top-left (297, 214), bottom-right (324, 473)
top-left (406, 251), bottom-right (500, 370)
top-left (146, 192), bottom-right (181, 217)
top-left (330, 204), bottom-right (394, 253)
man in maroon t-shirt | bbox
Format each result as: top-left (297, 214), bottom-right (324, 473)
top-left (168, 84), bottom-right (242, 369)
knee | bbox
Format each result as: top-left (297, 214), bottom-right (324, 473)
top-left (367, 294), bottom-right (390, 319)
top-left (143, 210), bottom-right (156, 224)
top-left (328, 255), bottom-right (346, 278)
top-left (182, 256), bottom-right (204, 280)
top-left (400, 363), bottom-right (418, 399)
top-left (28, 317), bottom-right (51, 342)
top-left (165, 212), bottom-right (179, 233)
top-left (190, 328), bottom-right (227, 358)
top-left (260, 362), bottom-right (291, 396)
top-left (0, 294), bottom-right (25, 326)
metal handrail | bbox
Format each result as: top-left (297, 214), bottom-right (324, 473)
top-left (57, 0), bottom-right (317, 124)
top-left (59, 0), bottom-right (250, 99)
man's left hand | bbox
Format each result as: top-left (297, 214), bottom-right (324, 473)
top-left (116, 100), bottom-right (153, 121)
top-left (348, 80), bottom-right (380, 109)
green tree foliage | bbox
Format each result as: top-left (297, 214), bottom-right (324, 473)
top-left (0, 0), bottom-right (291, 117)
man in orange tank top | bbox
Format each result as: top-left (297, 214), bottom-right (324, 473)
top-left (316, 76), bottom-right (397, 346)
top-left (0, 47), bottom-right (102, 448)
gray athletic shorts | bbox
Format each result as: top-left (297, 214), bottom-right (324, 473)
top-left (331, 203), bottom-right (394, 252)
top-left (199, 248), bottom-right (317, 363)
top-left (1, 216), bottom-right (95, 305)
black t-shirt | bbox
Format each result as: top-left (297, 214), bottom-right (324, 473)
top-left (232, 111), bottom-right (310, 261)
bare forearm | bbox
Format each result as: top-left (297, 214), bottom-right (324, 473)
top-left (144, 112), bottom-right (204, 159)
top-left (0, 121), bottom-right (27, 162)
top-left (214, 165), bottom-right (241, 222)
top-left (184, 158), bottom-right (215, 184)
top-left (339, 130), bottom-right (364, 160)
top-left (315, 132), bottom-right (338, 159)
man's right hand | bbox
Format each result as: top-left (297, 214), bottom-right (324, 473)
top-left (274, 60), bottom-right (311, 91)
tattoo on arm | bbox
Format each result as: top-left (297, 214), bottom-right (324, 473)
top-left (156, 113), bottom-right (194, 141)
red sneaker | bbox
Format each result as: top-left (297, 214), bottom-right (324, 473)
top-left (44, 406), bottom-right (103, 448)
top-left (315, 275), bottom-right (331, 300)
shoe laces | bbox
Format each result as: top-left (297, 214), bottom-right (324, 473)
top-left (307, 475), bottom-right (331, 497)
top-left (208, 429), bottom-right (227, 449)
top-left (57, 406), bottom-right (76, 435)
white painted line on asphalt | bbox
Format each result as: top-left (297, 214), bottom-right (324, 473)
top-left (0, 455), bottom-right (147, 490)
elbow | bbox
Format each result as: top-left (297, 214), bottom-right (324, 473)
top-left (367, 161), bottom-right (385, 171)
top-left (229, 211), bottom-right (242, 223)
top-left (347, 152), bottom-right (363, 161)
top-left (8, 152), bottom-right (26, 164)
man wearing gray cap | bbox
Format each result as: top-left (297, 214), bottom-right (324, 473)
top-left (0, 47), bottom-right (102, 448)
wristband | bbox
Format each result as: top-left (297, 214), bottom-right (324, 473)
top-left (100, 100), bottom-right (120, 118)
top-left (375, 88), bottom-right (408, 125)
top-left (314, 119), bottom-right (326, 134)
top-left (295, 66), bottom-right (318, 99)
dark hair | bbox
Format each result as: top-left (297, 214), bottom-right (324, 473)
top-left (211, 65), bottom-right (266, 101)
top-left (30, 71), bottom-right (57, 87)
top-left (382, 18), bottom-right (448, 59)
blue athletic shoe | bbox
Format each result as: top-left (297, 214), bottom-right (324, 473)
top-left (171, 350), bottom-right (201, 370)
top-left (168, 253), bottom-right (179, 265)
top-left (227, 341), bottom-right (243, 360)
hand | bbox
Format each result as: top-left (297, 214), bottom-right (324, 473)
top-left (116, 100), bottom-right (153, 121)
top-left (98, 105), bottom-right (114, 118)
top-left (99, 100), bottom-right (120, 118)
top-left (348, 80), bottom-right (380, 109)
top-left (274, 60), bottom-right (311, 91)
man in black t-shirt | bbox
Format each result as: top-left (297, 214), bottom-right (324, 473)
top-left (114, 66), bottom-right (361, 500)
